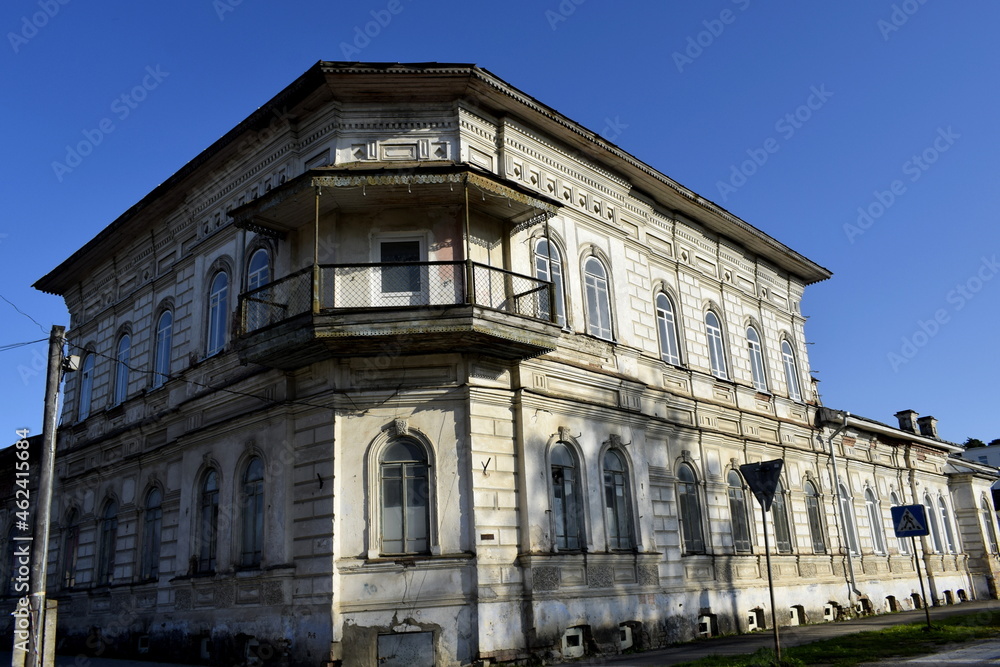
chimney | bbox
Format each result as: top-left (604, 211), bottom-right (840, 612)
top-left (916, 416), bottom-right (939, 439)
top-left (894, 410), bottom-right (919, 433)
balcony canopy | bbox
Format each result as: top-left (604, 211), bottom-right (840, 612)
top-left (230, 162), bottom-right (560, 239)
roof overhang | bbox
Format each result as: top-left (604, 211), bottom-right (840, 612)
top-left (35, 61), bottom-right (830, 295)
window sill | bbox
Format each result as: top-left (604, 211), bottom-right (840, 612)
top-left (356, 552), bottom-right (474, 569)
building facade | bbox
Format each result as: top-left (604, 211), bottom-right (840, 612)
top-left (5, 62), bottom-right (1000, 665)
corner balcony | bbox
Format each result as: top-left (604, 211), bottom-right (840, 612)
top-left (235, 261), bottom-right (560, 369)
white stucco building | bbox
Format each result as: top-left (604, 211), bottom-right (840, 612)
top-left (3, 61), bottom-right (999, 666)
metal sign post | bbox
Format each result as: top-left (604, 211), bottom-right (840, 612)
top-left (740, 459), bottom-right (784, 662)
top-left (891, 505), bottom-right (932, 630)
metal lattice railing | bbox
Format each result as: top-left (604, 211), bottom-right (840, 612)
top-left (471, 263), bottom-right (549, 317)
top-left (239, 267), bottom-right (312, 333)
top-left (239, 261), bottom-right (553, 334)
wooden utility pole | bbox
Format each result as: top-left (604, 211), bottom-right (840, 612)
top-left (14, 325), bottom-right (65, 667)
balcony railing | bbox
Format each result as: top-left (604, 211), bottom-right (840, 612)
top-left (238, 261), bottom-right (554, 335)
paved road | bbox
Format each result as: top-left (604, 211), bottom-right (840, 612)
top-left (584, 599), bottom-right (1000, 666)
top-left (2, 600), bottom-right (999, 666)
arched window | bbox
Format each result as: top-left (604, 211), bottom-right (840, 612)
top-left (380, 439), bottom-right (430, 555)
top-left (865, 489), bottom-right (886, 554)
top-left (746, 326), bottom-right (768, 392)
top-left (804, 480), bottom-right (826, 553)
top-left (890, 492), bottom-right (909, 554)
top-left (772, 480), bottom-right (792, 554)
top-left (656, 293), bottom-right (681, 365)
top-left (727, 470), bottom-right (752, 554)
top-left (781, 340), bottom-right (802, 401)
top-left (78, 353), bottom-right (95, 420)
top-left (924, 494), bottom-right (943, 553)
top-left (141, 489), bottom-right (162, 580)
top-left (61, 510), bottom-right (80, 588)
top-left (153, 311), bottom-right (172, 388)
top-left (677, 463), bottom-right (705, 554)
top-left (551, 442), bottom-right (583, 550)
top-left (241, 457), bottom-right (265, 567)
top-left (246, 250), bottom-right (272, 331)
top-left (534, 239), bottom-right (566, 327)
top-left (97, 500), bottom-right (118, 585)
top-left (705, 311), bottom-right (728, 379)
top-left (603, 450), bottom-right (633, 550)
top-left (839, 484), bottom-right (859, 555)
top-left (199, 470), bottom-right (220, 572)
top-left (938, 497), bottom-right (956, 554)
top-left (207, 271), bottom-right (229, 356)
top-left (584, 257), bottom-right (612, 340)
top-left (247, 248), bottom-right (270, 291)
top-left (114, 334), bottom-right (130, 404)
top-left (982, 498), bottom-right (999, 554)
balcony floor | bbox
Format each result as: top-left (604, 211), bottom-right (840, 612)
top-left (235, 304), bottom-right (560, 370)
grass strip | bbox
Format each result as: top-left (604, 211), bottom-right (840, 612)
top-left (673, 609), bottom-right (1000, 667)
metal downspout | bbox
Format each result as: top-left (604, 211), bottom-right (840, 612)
top-left (828, 411), bottom-right (862, 606)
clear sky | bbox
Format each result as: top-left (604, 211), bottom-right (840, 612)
top-left (2, 0), bottom-right (997, 445)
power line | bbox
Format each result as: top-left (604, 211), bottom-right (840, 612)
top-left (0, 293), bottom-right (48, 335)
top-left (0, 338), bottom-right (46, 353)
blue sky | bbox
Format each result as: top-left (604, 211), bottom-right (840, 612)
top-left (2, 0), bottom-right (998, 444)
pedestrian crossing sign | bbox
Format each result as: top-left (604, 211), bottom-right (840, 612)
top-left (891, 504), bottom-right (929, 537)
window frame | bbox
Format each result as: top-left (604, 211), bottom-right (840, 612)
top-left (839, 484), bottom-right (860, 555)
top-left (746, 325), bottom-right (768, 392)
top-left (771, 480), bottom-right (793, 554)
top-left (97, 499), bottom-right (119, 585)
top-left (938, 496), bottom-right (956, 554)
top-left (982, 497), bottom-right (999, 554)
top-left (240, 457), bottom-right (265, 567)
top-left (78, 352), bottom-right (95, 420)
top-left (705, 310), bottom-right (728, 380)
top-left (656, 292), bottom-right (681, 365)
top-left (153, 310), bottom-right (172, 388)
top-left (583, 256), bottom-right (613, 341)
top-left (804, 480), bottom-right (826, 554)
top-left (602, 449), bottom-right (634, 551)
top-left (865, 488), bottom-right (886, 554)
top-left (61, 510), bottom-right (80, 589)
top-left (676, 463), bottom-right (705, 554)
top-left (890, 492), bottom-right (910, 554)
top-left (198, 469), bottom-right (220, 573)
top-left (534, 238), bottom-right (567, 328)
top-left (727, 470), bottom-right (752, 554)
top-left (375, 234), bottom-right (428, 307)
top-left (924, 493), bottom-right (943, 553)
top-left (781, 339), bottom-right (802, 401)
top-left (247, 248), bottom-right (271, 292)
top-left (379, 438), bottom-right (432, 556)
top-left (113, 333), bottom-right (131, 405)
top-left (550, 441), bottom-right (585, 551)
top-left (207, 270), bottom-right (229, 356)
top-left (141, 488), bottom-right (163, 580)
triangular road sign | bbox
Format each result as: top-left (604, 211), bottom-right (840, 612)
top-left (740, 459), bottom-right (784, 512)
